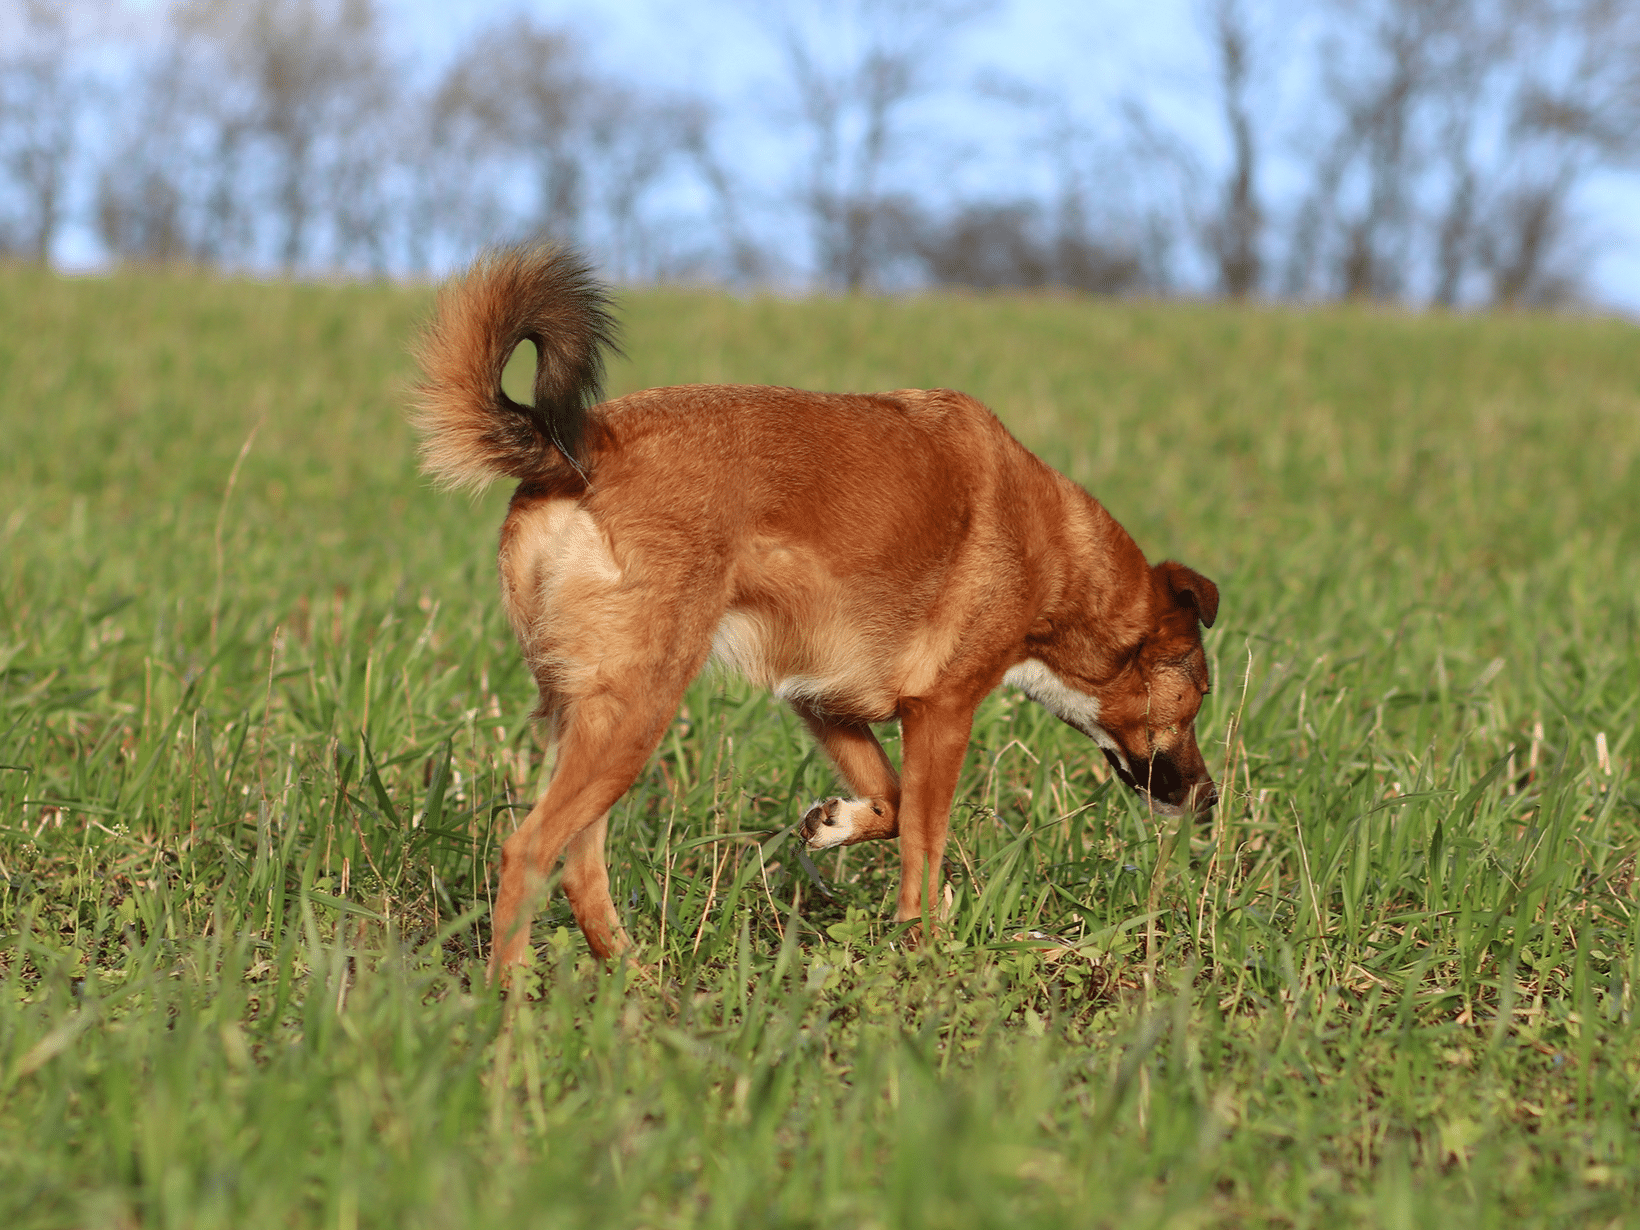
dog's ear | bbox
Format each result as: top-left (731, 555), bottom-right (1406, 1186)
top-left (1157, 561), bottom-right (1218, 629)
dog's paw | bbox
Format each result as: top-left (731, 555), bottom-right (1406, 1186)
top-left (800, 797), bottom-right (853, 848)
top-left (800, 797), bottom-right (893, 849)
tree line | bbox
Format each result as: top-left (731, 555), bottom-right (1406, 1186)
top-left (2, 0), bottom-right (1636, 306)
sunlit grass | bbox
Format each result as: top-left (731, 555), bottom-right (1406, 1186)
top-left (1, 265), bottom-right (1637, 1227)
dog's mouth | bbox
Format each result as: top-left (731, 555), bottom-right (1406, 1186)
top-left (1100, 748), bottom-right (1215, 818)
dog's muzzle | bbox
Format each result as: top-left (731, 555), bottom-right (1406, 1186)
top-left (1101, 749), bottom-right (1216, 819)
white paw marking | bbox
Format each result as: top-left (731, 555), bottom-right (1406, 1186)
top-left (801, 797), bottom-right (878, 850)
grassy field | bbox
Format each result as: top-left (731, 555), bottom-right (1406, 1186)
top-left (1, 263), bottom-right (1637, 1229)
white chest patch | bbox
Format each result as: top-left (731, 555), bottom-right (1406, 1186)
top-left (1002, 659), bottom-right (1127, 766)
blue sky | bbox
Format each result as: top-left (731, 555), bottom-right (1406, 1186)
top-left (93, 0), bottom-right (1640, 309)
top-left (375, 0), bottom-right (1640, 310)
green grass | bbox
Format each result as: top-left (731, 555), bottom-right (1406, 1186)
top-left (1, 263), bottom-right (1637, 1228)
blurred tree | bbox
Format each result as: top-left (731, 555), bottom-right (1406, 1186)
top-left (0, 0), bottom-right (88, 262)
top-left (916, 200), bottom-right (1145, 294)
top-left (768, 0), bottom-right (992, 290)
top-left (109, 0), bottom-right (400, 272)
top-left (419, 15), bottom-right (713, 281)
top-left (1201, 0), bottom-right (1263, 298)
top-left (1471, 0), bottom-right (1640, 305)
top-left (6, 0), bottom-right (1638, 303)
top-left (1280, 0), bottom-right (1640, 306)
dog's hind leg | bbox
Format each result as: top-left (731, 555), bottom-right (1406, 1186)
top-left (489, 682), bottom-right (688, 978)
top-left (792, 704), bottom-right (901, 850)
top-left (559, 810), bottom-right (628, 959)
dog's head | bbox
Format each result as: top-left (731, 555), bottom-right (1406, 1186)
top-left (1009, 560), bottom-right (1220, 818)
top-left (1094, 561), bottom-right (1219, 816)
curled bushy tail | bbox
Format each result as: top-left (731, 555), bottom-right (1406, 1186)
top-left (412, 245), bottom-right (619, 491)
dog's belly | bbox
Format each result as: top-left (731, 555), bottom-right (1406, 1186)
top-left (709, 609), bottom-right (904, 719)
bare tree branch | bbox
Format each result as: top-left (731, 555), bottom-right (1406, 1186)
top-left (1202, 0), bottom-right (1263, 298)
top-left (768, 0), bottom-right (993, 290)
top-left (0, 0), bottom-right (90, 262)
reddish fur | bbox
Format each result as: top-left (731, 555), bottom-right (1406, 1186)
top-left (412, 245), bottom-right (1221, 981)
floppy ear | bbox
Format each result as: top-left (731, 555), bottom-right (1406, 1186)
top-left (1156, 561), bottom-right (1219, 628)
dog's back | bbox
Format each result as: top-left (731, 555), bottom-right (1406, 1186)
top-left (503, 382), bottom-right (1086, 723)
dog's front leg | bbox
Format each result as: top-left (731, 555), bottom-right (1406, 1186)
top-left (792, 706), bottom-right (901, 850)
top-left (893, 695), bottom-right (976, 934)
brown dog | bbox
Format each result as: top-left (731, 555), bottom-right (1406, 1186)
top-left (413, 246), bottom-right (1220, 977)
